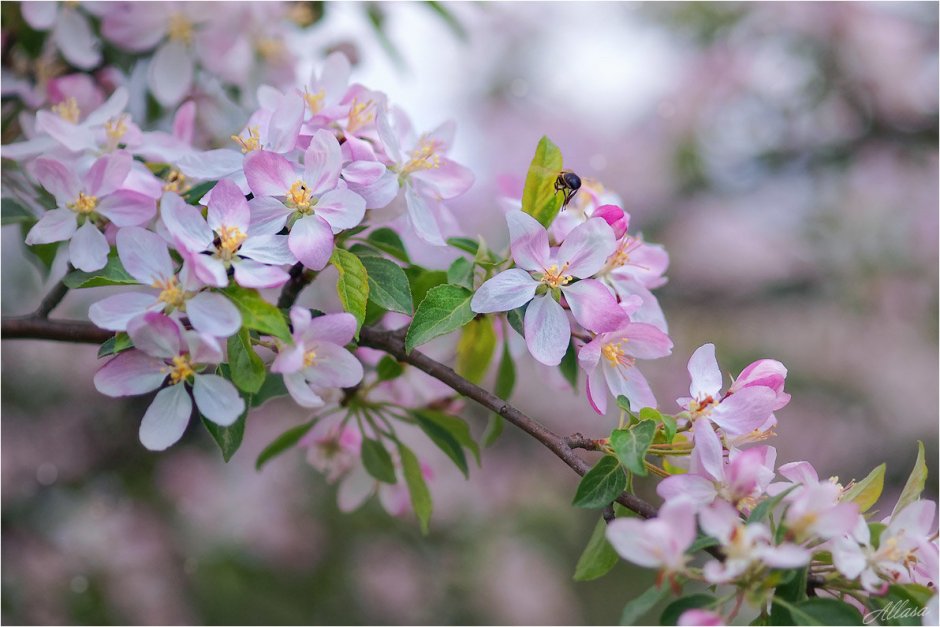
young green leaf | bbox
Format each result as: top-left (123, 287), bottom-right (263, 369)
top-left (221, 284), bottom-right (291, 341)
top-left (361, 438), bottom-right (396, 483)
top-left (331, 248), bottom-right (369, 335)
top-left (202, 403), bottom-right (248, 463)
top-left (446, 256), bottom-right (474, 289)
top-left (398, 442), bottom-right (432, 534)
top-left (610, 421), bottom-right (656, 477)
top-left (455, 316), bottom-right (497, 384)
top-left (405, 284), bottom-right (475, 353)
top-left (366, 227), bottom-right (410, 262)
top-left (413, 409), bottom-right (479, 474)
top-left (182, 180), bottom-right (217, 204)
top-left (375, 355), bottom-right (404, 381)
top-left (255, 419), bottom-right (316, 470)
top-left (559, 339), bottom-right (578, 390)
top-left (660, 413), bottom-right (677, 444)
top-left (227, 328), bottom-right (266, 393)
top-left (893, 441), bottom-right (927, 517)
top-left (573, 517), bottom-right (619, 581)
top-left (573, 456), bottom-right (626, 509)
top-left (620, 586), bottom-right (671, 626)
top-left (661, 594), bottom-right (716, 626)
top-left (446, 237), bottom-right (479, 255)
top-left (748, 485), bottom-right (799, 524)
top-left (506, 305), bottom-right (526, 337)
top-left (841, 463), bottom-right (885, 513)
top-left (521, 135), bottom-right (564, 227)
top-left (404, 267), bottom-right (448, 306)
top-left (98, 332), bottom-right (133, 358)
top-left (360, 255), bottom-right (413, 314)
top-left (63, 252), bottom-right (137, 288)
top-left (772, 598), bottom-right (863, 626)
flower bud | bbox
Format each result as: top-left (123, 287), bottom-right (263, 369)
top-left (593, 204), bottom-right (629, 239)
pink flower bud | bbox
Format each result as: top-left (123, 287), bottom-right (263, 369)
top-left (593, 204), bottom-right (629, 239)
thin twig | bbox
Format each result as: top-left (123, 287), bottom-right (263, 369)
top-left (277, 262), bottom-right (311, 309)
top-left (1, 317), bottom-right (110, 343)
top-left (35, 274), bottom-right (71, 318)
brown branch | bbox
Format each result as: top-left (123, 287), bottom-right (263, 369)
top-left (1, 316), bottom-right (110, 343)
top-left (277, 262), bottom-right (312, 309)
top-left (35, 274), bottom-right (71, 318)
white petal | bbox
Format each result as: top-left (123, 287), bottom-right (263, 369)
top-left (148, 41), bottom-right (193, 107)
top-left (193, 374), bottom-right (244, 426)
top-left (68, 221), bottom-right (110, 271)
top-left (470, 269), bottom-right (537, 313)
top-left (186, 292), bottom-right (241, 337)
top-left (139, 384), bottom-right (192, 451)
top-left (89, 292), bottom-right (158, 331)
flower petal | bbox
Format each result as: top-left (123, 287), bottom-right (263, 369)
top-left (304, 129), bottom-right (342, 194)
top-left (116, 226), bottom-right (175, 284)
top-left (207, 178), bottom-right (250, 232)
top-left (139, 384), bottom-right (193, 451)
top-left (52, 8), bottom-right (101, 69)
top-left (148, 40), bottom-right (193, 107)
top-left (89, 292), bottom-right (158, 331)
top-left (186, 291), bottom-right (241, 338)
top-left (31, 157), bottom-right (81, 205)
top-left (127, 312), bottom-right (182, 359)
top-left (244, 150), bottom-right (296, 198)
top-left (238, 234), bottom-right (294, 265)
top-left (314, 184), bottom-right (366, 232)
top-left (562, 279), bottom-right (628, 333)
top-left (247, 196), bottom-right (293, 236)
top-left (403, 183), bottom-right (445, 246)
top-left (709, 386), bottom-right (777, 435)
top-left (96, 190), bottom-right (157, 227)
top-left (94, 350), bottom-right (167, 397)
top-left (24, 209), bottom-right (77, 245)
top-left (470, 269), bottom-right (538, 314)
top-left (506, 210), bottom-right (550, 272)
top-left (523, 294), bottom-right (570, 366)
top-left (283, 371), bottom-right (325, 408)
top-left (557, 217), bottom-right (617, 277)
top-left (688, 343), bottom-right (723, 400)
top-left (233, 258), bottom-right (290, 289)
top-left (304, 312), bottom-right (357, 346)
top-left (160, 192), bottom-right (212, 251)
top-left (193, 374), bottom-right (244, 426)
top-left (304, 343), bottom-right (364, 389)
top-left (69, 221), bottom-right (110, 272)
top-left (288, 215), bottom-right (333, 270)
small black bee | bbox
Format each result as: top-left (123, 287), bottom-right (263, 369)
top-left (554, 170), bottom-right (582, 209)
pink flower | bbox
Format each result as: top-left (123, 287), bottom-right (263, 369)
top-left (658, 425), bottom-right (776, 510)
top-left (605, 497), bottom-right (697, 575)
top-left (578, 322), bottom-right (673, 413)
top-left (471, 211), bottom-right (629, 366)
top-left (270, 308), bottom-right (364, 408)
top-left (24, 152), bottom-right (156, 271)
top-left (160, 182), bottom-right (294, 289)
top-left (699, 500), bottom-right (810, 583)
top-left (678, 609), bottom-right (724, 626)
top-left (376, 109), bottom-right (474, 245)
top-left (300, 413), bottom-right (362, 483)
top-left (336, 451), bottom-right (431, 517)
top-left (21, 1), bottom-right (101, 69)
top-left (88, 226), bottom-right (241, 338)
top-left (593, 204), bottom-right (630, 239)
top-left (244, 129), bottom-right (366, 270)
top-left (301, 51), bottom-right (353, 127)
top-left (93, 312), bottom-right (244, 450)
top-left (678, 343), bottom-right (779, 436)
top-left (783, 481), bottom-right (859, 541)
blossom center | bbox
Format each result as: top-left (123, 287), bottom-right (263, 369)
top-left (52, 97), bottom-right (80, 123)
top-left (231, 126), bottom-right (261, 153)
top-left (602, 340), bottom-right (635, 368)
top-left (401, 137), bottom-right (442, 175)
top-left (305, 89), bottom-right (326, 115)
top-left (68, 192), bottom-right (98, 214)
top-left (256, 37), bottom-right (284, 60)
top-left (154, 278), bottom-right (187, 309)
top-left (346, 98), bottom-right (375, 134)
top-left (166, 354), bottom-right (194, 384)
top-left (286, 180), bottom-right (314, 211)
top-left (606, 236), bottom-right (644, 270)
top-left (105, 115), bottom-right (128, 146)
top-left (540, 263), bottom-right (572, 289)
top-left (163, 169), bottom-right (190, 194)
top-left (303, 348), bottom-right (317, 368)
top-left (689, 395), bottom-right (716, 417)
top-left (217, 225), bottom-right (247, 260)
top-left (167, 13), bottom-right (193, 44)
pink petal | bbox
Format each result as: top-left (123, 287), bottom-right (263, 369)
top-left (148, 40), bottom-right (193, 107)
top-left (31, 158), bottom-right (81, 206)
top-left (778, 461), bottom-right (820, 486)
top-left (233, 259), bottom-right (290, 289)
top-left (180, 248), bottom-right (228, 287)
top-left (403, 183), bottom-right (446, 246)
top-left (411, 158), bottom-right (474, 200)
top-left (507, 211), bottom-right (550, 273)
top-left (562, 279), bottom-right (628, 333)
top-left (178, 149), bottom-right (244, 180)
top-left (52, 8), bottom-right (101, 69)
top-left (283, 371), bottom-right (325, 408)
top-left (94, 350), bottom-right (167, 397)
top-left (21, 2), bottom-right (57, 29)
top-left (288, 215), bottom-right (334, 271)
top-left (69, 221), bottom-right (109, 271)
top-left (239, 234), bottom-right (294, 265)
top-left (139, 384), bottom-right (193, 451)
top-left (89, 292), bottom-right (159, 331)
top-left (186, 291), bottom-right (241, 338)
top-left (690, 422), bottom-right (724, 483)
top-left (24, 209), bottom-right (77, 245)
top-left (304, 129), bottom-right (342, 194)
top-left (305, 313), bottom-right (357, 346)
top-left (304, 343), bottom-right (364, 389)
top-left (86, 151), bottom-right (132, 197)
top-left (688, 343), bottom-right (723, 400)
top-left (265, 90), bottom-right (304, 153)
top-left (709, 386), bottom-right (777, 435)
top-left (557, 217), bottom-right (617, 277)
top-left (585, 368), bottom-right (607, 414)
top-left (271, 344), bottom-right (305, 375)
top-left (605, 518), bottom-right (663, 569)
top-left (127, 312), bottom-right (182, 359)
top-left (96, 190), bottom-right (157, 227)
top-left (244, 150), bottom-right (297, 198)
top-left (35, 110), bottom-right (94, 152)
top-left (207, 178), bottom-right (250, 232)
top-left (172, 100), bottom-right (196, 143)
top-left (160, 192), bottom-right (212, 252)
top-left (101, 4), bottom-right (167, 52)
top-left (602, 360), bottom-right (657, 412)
top-left (247, 196), bottom-right (292, 236)
top-left (470, 269), bottom-right (538, 314)
top-left (314, 184), bottom-right (366, 232)
top-left (116, 226), bottom-right (175, 284)
top-left (193, 374), bottom-right (244, 426)
top-left (523, 294), bottom-right (570, 366)
top-left (657, 475), bottom-right (717, 507)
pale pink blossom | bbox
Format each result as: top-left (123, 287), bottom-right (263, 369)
top-left (605, 497), bottom-right (696, 576)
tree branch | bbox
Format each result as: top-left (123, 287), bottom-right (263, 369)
top-left (35, 274), bottom-right (71, 318)
top-left (1, 316), bottom-right (110, 343)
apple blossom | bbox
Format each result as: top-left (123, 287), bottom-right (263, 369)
top-left (605, 497), bottom-right (696, 577)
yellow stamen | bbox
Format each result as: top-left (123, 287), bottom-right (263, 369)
top-left (286, 180), bottom-right (313, 211)
top-left (304, 88), bottom-right (325, 115)
top-left (346, 97), bottom-right (375, 134)
top-left (303, 348), bottom-right (317, 368)
top-left (166, 354), bottom-right (194, 384)
top-left (540, 262), bottom-right (572, 289)
top-left (167, 13), bottom-right (193, 44)
top-left (153, 278), bottom-right (187, 310)
top-left (401, 136), bottom-right (442, 176)
top-left (288, 2), bottom-right (317, 26)
top-left (231, 126), bottom-right (261, 153)
top-left (105, 115), bottom-right (128, 146)
top-left (52, 97), bottom-right (80, 124)
top-left (217, 225), bottom-right (247, 260)
top-left (602, 340), bottom-right (635, 368)
top-left (68, 192), bottom-right (98, 214)
top-left (163, 169), bottom-right (191, 194)
top-left (256, 37), bottom-right (285, 60)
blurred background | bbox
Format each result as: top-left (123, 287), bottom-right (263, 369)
top-left (2, 2), bottom-right (938, 624)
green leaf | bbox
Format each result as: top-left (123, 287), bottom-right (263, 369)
top-left (748, 485), bottom-right (799, 524)
top-left (572, 456), bottom-right (626, 509)
top-left (255, 419), bottom-right (316, 470)
top-left (868, 584), bottom-right (934, 626)
top-left (610, 422), bottom-right (656, 477)
top-left (559, 339), bottom-right (578, 390)
top-left (842, 463), bottom-right (885, 513)
top-left (771, 598), bottom-right (863, 626)
top-left (769, 567), bottom-right (808, 625)
top-left (484, 342), bottom-right (515, 447)
top-left (447, 256), bottom-right (474, 289)
top-left (638, 407), bottom-right (662, 422)
top-left (869, 522), bottom-right (887, 549)
top-left (202, 402), bottom-right (248, 463)
top-left (661, 595), bottom-right (716, 626)
top-left (1, 197), bottom-right (34, 225)
top-left (375, 355), bottom-right (404, 381)
top-left (661, 414), bottom-right (677, 444)
top-left (250, 373), bottom-right (289, 407)
top-left (227, 328), bottom-right (266, 394)
top-left (686, 534), bottom-right (719, 554)
top-left (506, 305), bottom-right (526, 337)
top-left (63, 252), bottom-right (136, 288)
top-left (893, 441), bottom-right (927, 518)
top-left (331, 248), bottom-right (369, 336)
top-left (521, 135), bottom-right (564, 228)
top-left (359, 255), bottom-right (413, 314)
top-left (573, 517), bottom-right (619, 581)
top-left (413, 409), bottom-right (479, 473)
top-left (404, 284), bottom-right (474, 353)
top-left (361, 438), bottom-right (396, 483)
top-left (404, 267), bottom-right (448, 306)
top-left (367, 227), bottom-right (410, 262)
top-left (182, 180), bottom-right (216, 204)
top-left (221, 284), bottom-right (291, 341)
top-left (446, 237), bottom-right (479, 255)
top-left (620, 586), bottom-right (671, 626)
top-left (455, 316), bottom-right (497, 384)
top-left (97, 332), bottom-right (133, 358)
top-left (398, 442), bottom-right (432, 534)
